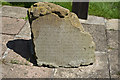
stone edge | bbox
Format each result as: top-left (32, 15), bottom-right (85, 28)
top-left (0, 2), bottom-right (2, 80)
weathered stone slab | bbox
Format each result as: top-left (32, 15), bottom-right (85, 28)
top-left (2, 17), bottom-right (26, 35)
top-left (108, 49), bottom-right (119, 78)
top-left (82, 24), bottom-right (107, 52)
top-left (15, 21), bottom-right (31, 39)
top-left (107, 30), bottom-right (120, 78)
top-left (2, 64), bottom-right (54, 78)
top-left (5, 38), bottom-right (38, 66)
top-left (79, 15), bottom-right (106, 25)
top-left (2, 35), bottom-right (14, 55)
top-left (107, 30), bottom-right (119, 50)
top-left (106, 19), bottom-right (120, 30)
top-left (3, 49), bottom-right (33, 66)
top-left (53, 52), bottom-right (110, 78)
top-left (2, 5), bottom-right (27, 18)
top-left (28, 2), bottom-right (95, 67)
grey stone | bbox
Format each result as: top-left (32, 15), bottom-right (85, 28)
top-left (3, 36), bottom-right (37, 65)
top-left (82, 24), bottom-right (107, 52)
top-left (2, 44), bottom-right (6, 56)
top-left (2, 35), bottom-right (14, 55)
top-left (0, 34), bottom-right (2, 57)
top-left (2, 5), bottom-right (27, 18)
top-left (108, 49), bottom-right (119, 78)
top-left (28, 2), bottom-right (95, 67)
top-left (107, 30), bottom-right (120, 78)
top-left (107, 30), bottom-right (120, 50)
top-left (3, 49), bottom-right (33, 66)
top-left (79, 15), bottom-right (106, 25)
top-left (106, 19), bottom-right (120, 30)
top-left (2, 63), bottom-right (54, 78)
top-left (15, 21), bottom-right (31, 39)
top-left (2, 17), bottom-right (26, 35)
top-left (53, 52), bottom-right (110, 78)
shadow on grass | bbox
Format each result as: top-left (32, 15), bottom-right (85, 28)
top-left (6, 39), bottom-right (38, 66)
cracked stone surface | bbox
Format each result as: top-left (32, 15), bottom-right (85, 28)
top-left (28, 2), bottom-right (95, 67)
top-left (82, 24), bottom-right (107, 52)
top-left (2, 17), bottom-right (26, 35)
top-left (15, 21), bottom-right (31, 39)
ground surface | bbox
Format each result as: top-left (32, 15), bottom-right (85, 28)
top-left (0, 6), bottom-right (120, 78)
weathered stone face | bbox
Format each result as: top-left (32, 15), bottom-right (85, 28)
top-left (28, 2), bottom-right (95, 67)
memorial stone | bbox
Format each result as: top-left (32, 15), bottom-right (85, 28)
top-left (28, 2), bottom-right (95, 67)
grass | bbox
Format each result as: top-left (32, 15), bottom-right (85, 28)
top-left (10, 60), bottom-right (19, 64)
top-left (2, 2), bottom-right (35, 8)
top-left (89, 2), bottom-right (120, 19)
top-left (21, 15), bottom-right (28, 21)
top-left (2, 2), bottom-right (120, 19)
top-left (52, 2), bottom-right (72, 11)
top-left (117, 71), bottom-right (120, 76)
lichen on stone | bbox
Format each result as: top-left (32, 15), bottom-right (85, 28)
top-left (28, 2), bottom-right (84, 31)
top-left (28, 2), bottom-right (69, 18)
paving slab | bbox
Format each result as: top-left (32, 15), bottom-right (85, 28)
top-left (2, 63), bottom-right (54, 78)
top-left (107, 30), bottom-right (119, 50)
top-left (15, 20), bottom-right (31, 39)
top-left (0, 16), bottom-right (1, 30)
top-left (3, 49), bottom-right (33, 66)
top-left (108, 49), bottom-right (119, 78)
top-left (79, 15), bottom-right (105, 25)
top-left (4, 37), bottom-right (36, 66)
top-left (2, 17), bottom-right (26, 35)
top-left (2, 5), bottom-right (27, 18)
top-left (2, 35), bottom-right (14, 55)
top-left (82, 24), bottom-right (107, 52)
top-left (53, 52), bottom-right (110, 78)
top-left (106, 19), bottom-right (120, 31)
top-left (107, 30), bottom-right (120, 78)
top-left (1, 44), bottom-right (6, 57)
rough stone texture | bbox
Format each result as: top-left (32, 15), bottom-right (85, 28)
top-left (2, 63), bottom-right (54, 78)
top-left (28, 2), bottom-right (95, 67)
top-left (2, 17), bottom-right (26, 35)
top-left (107, 30), bottom-right (120, 78)
top-left (82, 24), bottom-right (107, 52)
top-left (108, 50), bottom-right (119, 78)
top-left (3, 50), bottom-right (33, 66)
top-left (107, 30), bottom-right (119, 50)
top-left (5, 37), bottom-right (37, 66)
top-left (15, 21), bottom-right (31, 39)
top-left (1, 44), bottom-right (6, 57)
top-left (53, 52), bottom-right (110, 78)
top-left (2, 35), bottom-right (14, 56)
top-left (2, 5), bottom-right (27, 18)
top-left (79, 15), bottom-right (106, 25)
top-left (106, 19), bottom-right (120, 30)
